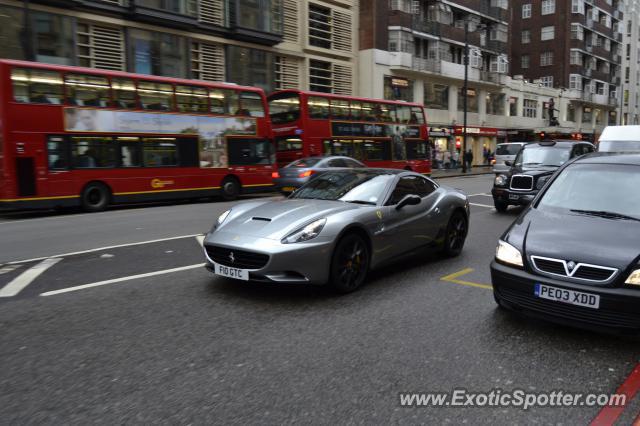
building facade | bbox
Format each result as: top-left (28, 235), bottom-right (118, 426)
top-left (0, 0), bottom-right (358, 94)
top-left (621, 0), bottom-right (640, 124)
top-left (510, 0), bottom-right (623, 135)
top-left (358, 0), bottom-right (511, 165)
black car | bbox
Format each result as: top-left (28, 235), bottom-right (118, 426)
top-left (491, 140), bottom-right (595, 212)
top-left (491, 153), bottom-right (640, 334)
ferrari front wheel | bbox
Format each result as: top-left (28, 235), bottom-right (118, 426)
top-left (442, 211), bottom-right (468, 257)
top-left (329, 233), bottom-right (370, 293)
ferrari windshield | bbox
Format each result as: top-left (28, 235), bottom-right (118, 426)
top-left (290, 171), bottom-right (395, 205)
top-left (515, 145), bottom-right (571, 167)
top-left (538, 164), bottom-right (640, 219)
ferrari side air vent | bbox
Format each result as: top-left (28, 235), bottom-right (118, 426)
top-left (252, 217), bottom-right (272, 222)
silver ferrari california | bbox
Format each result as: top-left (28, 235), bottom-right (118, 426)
top-left (203, 169), bottom-right (470, 292)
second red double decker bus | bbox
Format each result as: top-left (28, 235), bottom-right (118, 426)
top-left (267, 90), bottom-right (431, 175)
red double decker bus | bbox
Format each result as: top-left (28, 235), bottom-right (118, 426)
top-left (0, 59), bottom-right (275, 211)
top-left (267, 90), bottom-right (431, 174)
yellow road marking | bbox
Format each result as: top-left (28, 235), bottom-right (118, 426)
top-left (440, 268), bottom-right (493, 290)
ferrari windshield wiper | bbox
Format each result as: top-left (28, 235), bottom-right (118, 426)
top-left (343, 200), bottom-right (376, 206)
top-left (570, 209), bottom-right (640, 222)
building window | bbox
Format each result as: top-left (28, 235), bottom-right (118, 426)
top-left (582, 106), bottom-right (592, 123)
top-left (570, 50), bottom-right (582, 65)
top-left (523, 99), bottom-right (537, 118)
top-left (540, 76), bottom-right (554, 88)
top-left (566, 103), bottom-right (576, 122)
top-left (486, 93), bottom-right (505, 115)
top-left (388, 30), bottom-right (414, 53)
top-left (509, 97), bottom-right (518, 117)
top-left (309, 59), bottom-right (332, 93)
top-left (570, 23), bottom-right (583, 40)
top-left (521, 54), bottom-right (530, 68)
top-left (522, 4), bottom-right (532, 18)
top-left (457, 88), bottom-right (478, 113)
top-left (423, 82), bottom-right (449, 110)
top-left (309, 3), bottom-right (331, 49)
top-left (136, 0), bottom-right (197, 17)
top-left (541, 26), bottom-right (555, 41)
top-left (226, 45), bottom-right (275, 92)
top-left (541, 0), bottom-right (555, 15)
top-left (571, 0), bottom-right (584, 14)
top-left (521, 30), bottom-right (531, 44)
top-left (569, 74), bottom-right (581, 90)
top-left (540, 51), bottom-right (554, 66)
top-left (130, 29), bottom-right (188, 78)
top-left (384, 76), bottom-right (414, 102)
top-left (229, 0), bottom-right (283, 34)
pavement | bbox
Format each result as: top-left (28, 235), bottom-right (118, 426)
top-left (431, 165), bottom-right (494, 179)
top-left (1, 175), bottom-right (639, 424)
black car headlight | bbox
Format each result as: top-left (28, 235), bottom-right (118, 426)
top-left (281, 218), bottom-right (326, 244)
top-left (536, 176), bottom-right (550, 190)
top-left (494, 174), bottom-right (508, 187)
top-left (495, 240), bottom-right (523, 268)
top-left (625, 269), bottom-right (640, 286)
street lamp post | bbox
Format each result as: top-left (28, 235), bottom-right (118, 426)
top-left (462, 21), bottom-right (470, 173)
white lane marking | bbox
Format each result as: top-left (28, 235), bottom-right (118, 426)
top-left (0, 258), bottom-right (63, 297)
top-left (0, 265), bottom-right (22, 275)
top-left (40, 263), bottom-right (205, 297)
top-left (196, 235), bottom-right (205, 246)
top-left (468, 193), bottom-right (492, 197)
top-left (6, 234), bottom-right (205, 265)
top-left (469, 202), bottom-right (495, 209)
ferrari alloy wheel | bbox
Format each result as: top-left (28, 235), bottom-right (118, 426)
top-left (330, 233), bottom-right (370, 293)
top-left (442, 211), bottom-right (467, 257)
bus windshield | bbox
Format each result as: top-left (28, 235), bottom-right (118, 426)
top-left (268, 93), bottom-right (301, 124)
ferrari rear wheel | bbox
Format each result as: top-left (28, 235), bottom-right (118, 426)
top-left (329, 233), bottom-right (370, 293)
top-left (441, 211), bottom-right (468, 257)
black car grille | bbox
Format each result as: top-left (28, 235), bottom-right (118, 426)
top-left (510, 175), bottom-right (534, 191)
top-left (531, 256), bottom-right (617, 283)
top-left (497, 287), bottom-right (640, 329)
top-left (205, 246), bottom-right (269, 269)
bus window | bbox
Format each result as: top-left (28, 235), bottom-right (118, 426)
top-left (407, 140), bottom-right (429, 160)
top-left (142, 138), bottom-right (179, 167)
top-left (47, 136), bottom-right (69, 170)
top-left (11, 68), bottom-right (63, 104)
top-left (363, 140), bottom-right (391, 161)
top-left (176, 85), bottom-right (208, 113)
top-left (70, 136), bottom-right (117, 168)
top-left (396, 105), bottom-right (412, 124)
top-left (138, 81), bottom-right (174, 111)
top-left (268, 93), bottom-right (301, 124)
top-left (240, 92), bottom-right (265, 117)
top-left (228, 139), bottom-right (272, 165)
top-left (362, 103), bottom-right (376, 121)
top-left (350, 101), bottom-right (363, 121)
top-left (410, 107), bottom-right (425, 124)
top-left (65, 74), bottom-right (110, 107)
top-left (210, 89), bottom-right (238, 115)
top-left (330, 99), bottom-right (350, 120)
top-left (380, 104), bottom-right (395, 122)
top-left (112, 78), bottom-right (137, 109)
top-left (117, 137), bottom-right (141, 167)
top-left (308, 96), bottom-right (330, 119)
top-left (276, 136), bottom-right (303, 152)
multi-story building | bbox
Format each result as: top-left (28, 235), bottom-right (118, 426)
top-left (0, 0), bottom-right (358, 94)
top-left (358, 0), bottom-right (511, 163)
top-left (510, 0), bottom-right (624, 136)
top-left (621, 0), bottom-right (640, 124)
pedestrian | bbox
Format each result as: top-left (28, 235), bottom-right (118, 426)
top-left (464, 149), bottom-right (474, 170)
top-left (452, 149), bottom-right (460, 169)
top-left (483, 146), bottom-right (489, 165)
top-left (443, 150), bottom-right (451, 169)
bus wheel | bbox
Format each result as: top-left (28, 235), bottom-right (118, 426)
top-left (81, 182), bottom-right (110, 212)
top-left (221, 176), bottom-right (240, 201)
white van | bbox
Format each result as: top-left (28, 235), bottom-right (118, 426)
top-left (598, 126), bottom-right (640, 153)
top-left (493, 142), bottom-right (527, 173)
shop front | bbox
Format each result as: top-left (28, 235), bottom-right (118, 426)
top-left (454, 126), bottom-right (501, 166)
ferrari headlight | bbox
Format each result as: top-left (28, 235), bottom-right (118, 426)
top-left (494, 175), bottom-right (508, 187)
top-left (625, 269), bottom-right (640, 286)
top-left (282, 218), bottom-right (326, 244)
top-left (217, 209), bottom-right (231, 225)
top-left (495, 240), bottom-right (523, 267)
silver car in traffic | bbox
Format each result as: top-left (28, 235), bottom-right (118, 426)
top-left (203, 169), bottom-right (470, 292)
